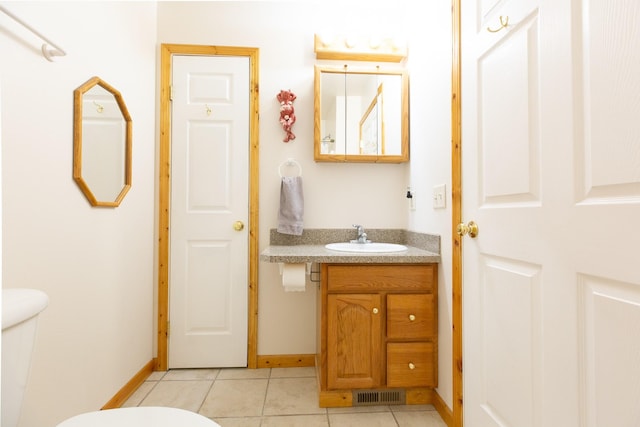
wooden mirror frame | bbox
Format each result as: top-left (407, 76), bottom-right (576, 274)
top-left (314, 65), bottom-right (409, 163)
top-left (73, 76), bottom-right (132, 207)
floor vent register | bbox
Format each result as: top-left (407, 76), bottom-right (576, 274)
top-left (352, 389), bottom-right (406, 406)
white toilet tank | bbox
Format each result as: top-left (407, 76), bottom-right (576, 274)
top-left (2, 288), bottom-right (49, 427)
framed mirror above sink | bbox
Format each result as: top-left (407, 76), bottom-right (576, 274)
top-left (73, 76), bottom-right (132, 207)
top-left (314, 65), bottom-right (409, 163)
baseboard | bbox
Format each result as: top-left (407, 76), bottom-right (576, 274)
top-left (256, 354), bottom-right (316, 368)
top-left (102, 358), bottom-right (156, 409)
top-left (432, 389), bottom-right (453, 427)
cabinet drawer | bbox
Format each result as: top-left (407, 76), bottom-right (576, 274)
top-left (387, 294), bottom-right (435, 340)
top-left (326, 264), bottom-right (435, 292)
top-left (387, 342), bottom-right (435, 388)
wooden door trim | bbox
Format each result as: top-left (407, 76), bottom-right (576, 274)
top-left (157, 43), bottom-right (260, 371)
top-left (451, 0), bottom-right (463, 426)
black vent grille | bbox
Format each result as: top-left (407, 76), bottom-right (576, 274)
top-left (352, 389), bottom-right (406, 406)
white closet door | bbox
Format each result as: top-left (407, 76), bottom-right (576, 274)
top-left (169, 54), bottom-right (250, 368)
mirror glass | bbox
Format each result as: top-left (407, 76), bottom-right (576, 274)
top-left (73, 76), bottom-right (131, 207)
top-left (314, 66), bottom-right (408, 162)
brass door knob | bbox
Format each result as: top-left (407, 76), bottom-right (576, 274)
top-left (457, 221), bottom-right (478, 238)
top-left (409, 314), bottom-right (416, 321)
top-left (408, 362), bottom-right (416, 370)
top-left (233, 221), bottom-right (245, 231)
top-left (372, 308), bottom-right (379, 314)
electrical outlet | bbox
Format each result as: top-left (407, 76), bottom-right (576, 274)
top-left (433, 184), bottom-right (446, 209)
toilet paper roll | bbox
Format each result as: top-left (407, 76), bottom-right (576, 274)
top-left (281, 263), bottom-right (307, 292)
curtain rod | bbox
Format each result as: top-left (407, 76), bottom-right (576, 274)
top-left (0, 4), bottom-right (66, 61)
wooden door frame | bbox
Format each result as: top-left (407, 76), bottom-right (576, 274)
top-left (156, 43), bottom-right (260, 371)
top-left (451, 0), bottom-right (463, 426)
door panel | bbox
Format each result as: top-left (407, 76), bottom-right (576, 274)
top-left (580, 275), bottom-right (640, 426)
top-left (480, 14), bottom-right (540, 205)
top-left (573, 0), bottom-right (640, 201)
top-left (478, 257), bottom-right (541, 427)
top-left (187, 122), bottom-right (231, 209)
top-left (169, 55), bottom-right (249, 368)
top-left (574, 0), bottom-right (640, 199)
top-left (182, 242), bottom-right (230, 331)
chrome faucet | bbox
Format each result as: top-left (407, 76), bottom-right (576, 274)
top-left (351, 224), bottom-right (371, 244)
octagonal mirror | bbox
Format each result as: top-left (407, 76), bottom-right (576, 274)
top-left (73, 76), bottom-right (132, 207)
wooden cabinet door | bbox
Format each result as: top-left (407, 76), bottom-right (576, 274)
top-left (327, 293), bottom-right (382, 389)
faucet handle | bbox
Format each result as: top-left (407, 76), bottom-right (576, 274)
top-left (351, 224), bottom-right (370, 243)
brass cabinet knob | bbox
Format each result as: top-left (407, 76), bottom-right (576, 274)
top-left (372, 308), bottom-right (379, 314)
top-left (408, 362), bottom-right (416, 370)
top-left (408, 314), bottom-right (416, 321)
top-left (233, 221), bottom-right (244, 231)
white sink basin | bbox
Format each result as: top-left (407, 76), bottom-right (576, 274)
top-left (325, 242), bottom-right (408, 253)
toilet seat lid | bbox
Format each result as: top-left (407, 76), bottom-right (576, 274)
top-left (56, 407), bottom-right (220, 427)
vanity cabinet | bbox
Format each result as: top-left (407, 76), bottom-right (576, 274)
top-left (317, 263), bottom-right (438, 407)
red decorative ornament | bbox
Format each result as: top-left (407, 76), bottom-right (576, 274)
top-left (277, 89), bottom-right (297, 142)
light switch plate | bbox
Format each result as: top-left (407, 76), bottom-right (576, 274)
top-left (433, 184), bottom-right (446, 209)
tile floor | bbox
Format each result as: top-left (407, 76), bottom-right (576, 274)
top-left (123, 367), bottom-right (447, 427)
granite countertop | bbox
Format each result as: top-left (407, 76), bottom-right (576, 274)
top-left (260, 228), bottom-right (441, 264)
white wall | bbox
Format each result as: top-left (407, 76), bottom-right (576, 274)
top-left (0, 2), bottom-right (452, 424)
top-left (405, 0), bottom-right (454, 407)
top-left (0, 2), bottom-right (157, 426)
top-left (157, 0), bottom-right (453, 408)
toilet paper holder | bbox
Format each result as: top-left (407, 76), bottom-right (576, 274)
top-left (278, 263), bottom-right (310, 292)
top-left (309, 263), bottom-right (320, 282)
top-left (278, 262), bottom-right (312, 276)
top-left (277, 262), bottom-right (320, 281)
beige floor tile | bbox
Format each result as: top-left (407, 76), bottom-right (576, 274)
top-left (391, 404), bottom-right (436, 412)
top-left (212, 416), bottom-right (262, 427)
top-left (263, 377), bottom-right (325, 416)
top-left (329, 411), bottom-right (399, 426)
top-left (199, 379), bottom-right (268, 417)
top-left (270, 367), bottom-right (316, 378)
top-left (121, 382), bottom-right (156, 407)
top-left (261, 414), bottom-right (329, 426)
top-left (139, 380), bottom-right (212, 412)
top-left (328, 405), bottom-right (392, 414)
top-left (394, 410), bottom-right (447, 427)
top-left (163, 368), bottom-right (220, 380)
top-left (216, 367), bottom-right (271, 379)
top-left (146, 371), bottom-right (167, 381)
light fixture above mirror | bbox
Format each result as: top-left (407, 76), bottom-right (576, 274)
top-left (314, 33), bottom-right (408, 62)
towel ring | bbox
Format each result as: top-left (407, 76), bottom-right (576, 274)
top-left (278, 158), bottom-right (302, 177)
